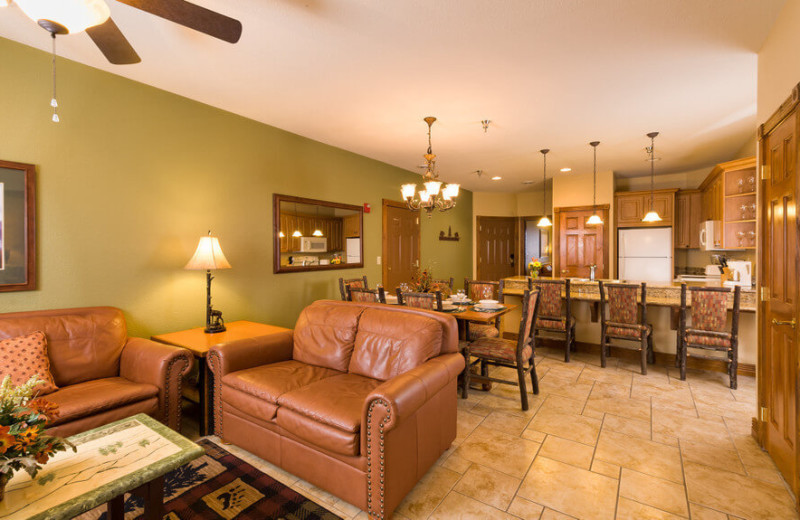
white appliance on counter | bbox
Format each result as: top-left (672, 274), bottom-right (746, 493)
top-left (299, 237), bottom-right (327, 252)
top-left (618, 227), bottom-right (673, 282)
top-left (726, 260), bottom-right (753, 287)
top-left (699, 220), bottom-right (724, 251)
top-left (346, 237), bottom-right (361, 264)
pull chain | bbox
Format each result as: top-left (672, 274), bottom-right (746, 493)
top-left (50, 33), bottom-right (59, 123)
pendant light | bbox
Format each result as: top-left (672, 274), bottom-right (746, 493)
top-left (292, 203), bottom-right (303, 237)
top-left (642, 132), bottom-right (662, 222)
top-left (537, 149), bottom-right (552, 228)
top-left (587, 141), bottom-right (603, 225)
top-left (312, 205), bottom-right (324, 236)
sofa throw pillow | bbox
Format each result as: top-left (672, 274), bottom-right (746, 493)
top-left (0, 331), bottom-right (58, 395)
top-left (349, 308), bottom-right (443, 381)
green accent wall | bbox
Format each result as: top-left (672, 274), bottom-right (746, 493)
top-left (0, 37), bottom-right (473, 336)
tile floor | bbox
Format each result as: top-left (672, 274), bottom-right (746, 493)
top-left (201, 346), bottom-right (797, 520)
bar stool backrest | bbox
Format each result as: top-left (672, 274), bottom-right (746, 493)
top-left (599, 282), bottom-right (647, 326)
top-left (531, 279), bottom-right (570, 321)
top-left (689, 288), bottom-right (730, 332)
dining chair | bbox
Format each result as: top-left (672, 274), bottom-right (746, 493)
top-left (598, 281), bottom-right (654, 375)
top-left (396, 289), bottom-right (443, 311)
top-left (338, 276), bottom-right (368, 301)
top-left (463, 288), bottom-right (541, 410)
top-left (432, 277), bottom-right (455, 291)
top-left (532, 278), bottom-right (576, 362)
top-left (463, 278), bottom-right (505, 341)
top-left (347, 286), bottom-right (386, 304)
top-left (677, 284), bottom-right (741, 389)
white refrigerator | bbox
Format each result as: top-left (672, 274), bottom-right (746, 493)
top-left (618, 227), bottom-right (673, 282)
top-left (346, 238), bottom-right (361, 264)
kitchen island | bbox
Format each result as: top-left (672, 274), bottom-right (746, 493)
top-left (500, 275), bottom-right (757, 369)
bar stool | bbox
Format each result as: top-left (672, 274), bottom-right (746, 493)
top-left (678, 284), bottom-right (741, 389)
top-left (463, 279), bottom-right (505, 341)
top-left (339, 276), bottom-right (368, 300)
top-left (598, 281), bottom-right (654, 375)
top-left (464, 288), bottom-right (541, 410)
top-left (347, 286), bottom-right (386, 304)
top-left (532, 278), bottom-right (576, 362)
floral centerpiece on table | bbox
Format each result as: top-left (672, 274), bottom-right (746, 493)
top-left (410, 268), bottom-right (453, 297)
top-left (0, 375), bottom-right (75, 500)
top-left (528, 257), bottom-right (543, 279)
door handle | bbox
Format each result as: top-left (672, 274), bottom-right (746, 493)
top-left (772, 318), bottom-right (797, 329)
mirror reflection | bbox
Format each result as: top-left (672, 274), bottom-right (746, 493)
top-left (274, 194), bottom-right (363, 272)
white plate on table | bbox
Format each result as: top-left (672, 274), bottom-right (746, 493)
top-left (385, 295), bottom-right (399, 305)
top-left (478, 299), bottom-right (501, 309)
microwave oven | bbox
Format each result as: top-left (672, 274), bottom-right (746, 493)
top-left (299, 237), bottom-right (327, 252)
top-left (699, 220), bottom-right (723, 251)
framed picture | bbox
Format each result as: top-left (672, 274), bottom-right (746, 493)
top-left (0, 160), bottom-right (35, 292)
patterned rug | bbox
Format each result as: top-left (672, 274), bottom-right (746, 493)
top-left (77, 439), bottom-right (341, 520)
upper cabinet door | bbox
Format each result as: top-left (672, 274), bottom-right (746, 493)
top-left (616, 194), bottom-right (645, 226)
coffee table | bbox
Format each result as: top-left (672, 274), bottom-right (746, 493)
top-left (0, 414), bottom-right (203, 520)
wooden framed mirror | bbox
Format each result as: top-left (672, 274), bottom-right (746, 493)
top-left (273, 194), bottom-right (364, 273)
top-left (0, 160), bottom-right (36, 292)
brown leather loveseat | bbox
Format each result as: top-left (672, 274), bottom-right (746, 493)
top-left (208, 300), bottom-right (464, 520)
top-left (0, 307), bottom-right (193, 437)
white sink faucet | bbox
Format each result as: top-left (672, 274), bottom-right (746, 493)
top-left (589, 264), bottom-right (597, 281)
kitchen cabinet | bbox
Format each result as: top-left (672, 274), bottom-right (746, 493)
top-left (278, 213), bottom-right (345, 252)
top-left (614, 189), bottom-right (676, 227)
top-left (343, 214), bottom-right (361, 238)
top-left (699, 156), bottom-right (757, 250)
top-left (675, 190), bottom-right (702, 249)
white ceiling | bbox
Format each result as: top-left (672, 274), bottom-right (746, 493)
top-left (0, 0), bottom-right (785, 192)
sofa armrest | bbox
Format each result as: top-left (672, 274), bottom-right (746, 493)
top-left (120, 337), bottom-right (193, 431)
top-left (362, 353), bottom-right (464, 519)
top-left (207, 330), bottom-right (294, 378)
top-left (207, 330), bottom-right (294, 437)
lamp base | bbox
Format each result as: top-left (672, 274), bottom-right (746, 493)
top-left (204, 324), bottom-right (226, 334)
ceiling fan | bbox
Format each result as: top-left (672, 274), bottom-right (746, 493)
top-left (4, 0), bottom-right (242, 64)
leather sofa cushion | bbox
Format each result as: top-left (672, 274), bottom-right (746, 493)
top-left (45, 377), bottom-right (158, 426)
top-left (277, 373), bottom-right (380, 433)
top-left (222, 360), bottom-right (342, 407)
top-left (293, 304), bottom-right (364, 371)
top-left (0, 307), bottom-right (127, 387)
top-left (222, 385), bottom-right (279, 422)
top-left (277, 408), bottom-right (361, 456)
top-left (348, 308), bottom-right (442, 381)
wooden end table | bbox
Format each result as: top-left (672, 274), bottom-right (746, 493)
top-left (151, 320), bottom-right (290, 436)
top-left (0, 414), bottom-right (203, 520)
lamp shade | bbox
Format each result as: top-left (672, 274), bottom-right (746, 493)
top-left (401, 183), bottom-right (416, 199)
top-left (587, 214), bottom-right (604, 225)
top-left (642, 210), bottom-right (662, 222)
top-left (537, 216), bottom-right (553, 228)
top-left (15, 0), bottom-right (110, 33)
top-left (184, 235), bottom-right (231, 270)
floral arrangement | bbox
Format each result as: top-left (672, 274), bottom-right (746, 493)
top-left (410, 268), bottom-right (453, 297)
top-left (0, 375), bottom-right (75, 497)
top-left (528, 257), bottom-right (543, 278)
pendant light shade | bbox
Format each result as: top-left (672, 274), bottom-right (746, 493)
top-left (587, 141), bottom-right (603, 225)
top-left (537, 149), bottom-right (552, 228)
top-left (642, 131), bottom-right (662, 222)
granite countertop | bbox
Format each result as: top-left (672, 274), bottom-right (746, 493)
top-left (502, 276), bottom-right (756, 311)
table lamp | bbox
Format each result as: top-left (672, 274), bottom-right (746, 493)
top-left (185, 231), bottom-right (231, 333)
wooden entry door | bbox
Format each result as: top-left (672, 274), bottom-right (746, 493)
top-left (554, 206), bottom-right (609, 278)
top-left (759, 96), bottom-right (799, 495)
top-left (476, 216), bottom-right (517, 281)
top-left (382, 200), bottom-right (420, 292)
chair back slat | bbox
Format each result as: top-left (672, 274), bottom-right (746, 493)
top-left (689, 287), bottom-right (731, 332)
top-left (464, 279), bottom-right (504, 302)
top-left (348, 286), bottom-right (386, 304)
top-left (339, 276), bottom-right (369, 300)
top-left (532, 280), bottom-right (563, 319)
top-left (519, 288), bottom-right (541, 347)
top-left (396, 289), bottom-right (443, 311)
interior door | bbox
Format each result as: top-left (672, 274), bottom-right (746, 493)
top-left (761, 109), bottom-right (799, 492)
top-left (382, 200), bottom-right (420, 292)
top-left (476, 216), bottom-right (517, 281)
top-left (555, 207), bottom-right (608, 278)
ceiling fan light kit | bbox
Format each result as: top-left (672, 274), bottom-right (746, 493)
top-left (15, 0), bottom-right (109, 34)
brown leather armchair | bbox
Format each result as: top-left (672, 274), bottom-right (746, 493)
top-left (208, 300), bottom-right (464, 520)
top-left (0, 307), bottom-right (193, 436)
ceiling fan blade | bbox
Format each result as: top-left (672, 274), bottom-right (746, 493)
top-left (115, 0), bottom-right (242, 43)
top-left (86, 18), bottom-right (141, 64)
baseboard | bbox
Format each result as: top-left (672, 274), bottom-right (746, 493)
top-left (503, 333), bottom-right (756, 378)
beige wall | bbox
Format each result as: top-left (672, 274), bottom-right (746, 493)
top-left (615, 168), bottom-right (708, 192)
top-left (758, 0), bottom-right (800, 123)
top-left (0, 37), bottom-right (474, 336)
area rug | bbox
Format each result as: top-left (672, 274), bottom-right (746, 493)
top-left (77, 439), bottom-right (342, 520)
